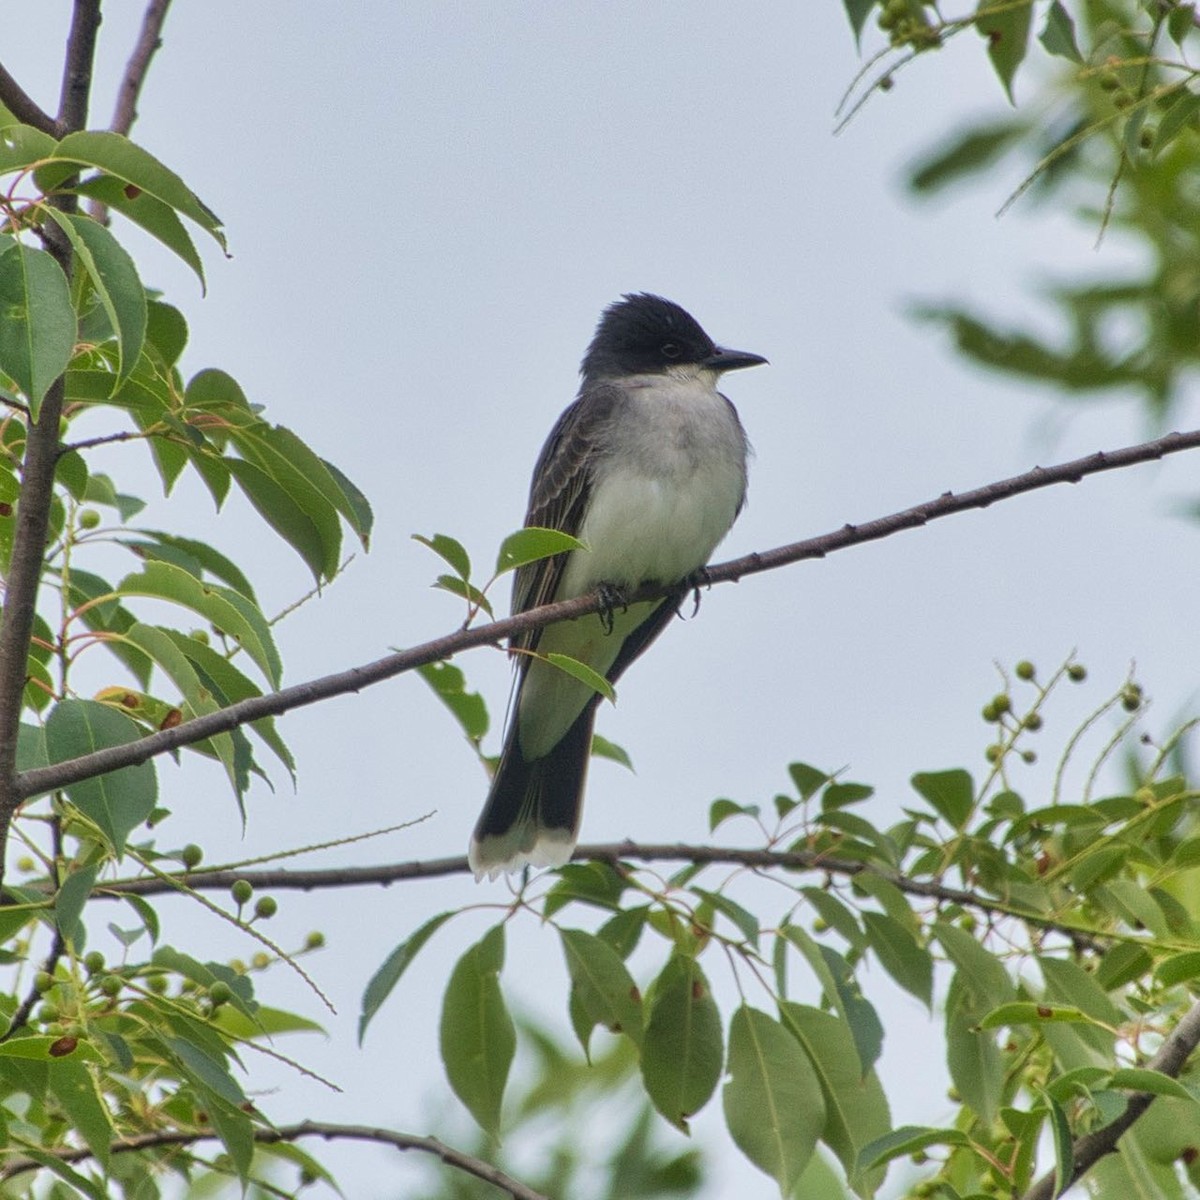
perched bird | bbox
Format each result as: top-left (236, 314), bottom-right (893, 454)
top-left (469, 293), bottom-right (765, 879)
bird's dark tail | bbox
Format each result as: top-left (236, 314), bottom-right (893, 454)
top-left (468, 704), bottom-right (597, 880)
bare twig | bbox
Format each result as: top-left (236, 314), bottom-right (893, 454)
top-left (109, 0), bottom-right (171, 135)
top-left (0, 1), bottom-right (102, 888)
top-left (0, 1118), bottom-right (550, 1200)
top-left (89, 0), bottom-right (173, 223)
top-left (93, 841), bottom-right (1106, 948)
top-left (16, 428), bottom-right (1200, 802)
top-left (1022, 998), bottom-right (1200, 1200)
top-left (0, 64), bottom-right (56, 135)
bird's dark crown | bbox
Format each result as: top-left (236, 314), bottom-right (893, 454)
top-left (580, 293), bottom-right (716, 380)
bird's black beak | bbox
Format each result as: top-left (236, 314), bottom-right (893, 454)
top-left (704, 345), bottom-right (768, 373)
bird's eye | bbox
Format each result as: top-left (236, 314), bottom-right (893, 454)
top-left (661, 341), bottom-right (682, 359)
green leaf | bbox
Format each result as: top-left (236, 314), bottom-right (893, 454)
top-left (858, 1125), bottom-right (970, 1171)
top-left (49, 1059), bottom-right (115, 1169)
top-left (1044, 1090), bottom-right (1072, 1196)
top-left (71, 174), bottom-right (205, 289)
top-left (116, 561), bottom-right (280, 687)
top-left (934, 921), bottom-right (1015, 1005)
top-left (779, 1002), bottom-right (890, 1194)
top-left (214, 1004), bottom-right (324, 1040)
top-left (360, 912), bottom-right (455, 1042)
top-left (44, 210), bottom-right (145, 385)
top-left (417, 662), bottom-right (489, 742)
top-left (723, 1005), bottom-right (824, 1193)
top-left (0, 123), bottom-right (57, 173)
top-left (167, 1036), bottom-right (246, 1105)
top-left (11, 1148), bottom-right (107, 1200)
top-left (862, 911), bottom-right (933, 1008)
top-left (0, 241), bottom-right (75, 415)
top-left (127, 529), bottom-right (257, 602)
top-left (799, 888), bottom-right (866, 949)
top-left (54, 863), bottom-right (99, 946)
top-left (946, 974), bottom-right (1004, 1124)
top-left (1168, 3), bottom-right (1196, 46)
top-left (709, 798), bottom-right (753, 832)
top-left (976, 0), bottom-right (1033, 104)
top-left (589, 732), bottom-right (632, 770)
top-left (413, 532), bottom-right (472, 580)
top-left (641, 954), bottom-right (723, 1132)
top-left (559, 927), bottom-right (643, 1046)
top-left (432, 573), bottom-right (494, 614)
top-left (1155, 90), bottom-right (1200, 157)
top-left (1109, 1068), bottom-right (1196, 1101)
top-left (46, 131), bottom-right (224, 245)
top-left (789, 762), bottom-right (832, 800)
top-left (0, 1035), bottom-right (102, 1061)
top-left (841, 0), bottom-right (877, 43)
top-left (1038, 1), bottom-right (1083, 62)
top-left (495, 526), bottom-right (585, 574)
top-left (980, 1001), bottom-right (1094, 1029)
top-left (911, 769), bottom-right (974, 828)
top-left (690, 888), bottom-right (760, 947)
top-left (543, 652), bottom-right (616, 703)
top-left (1156, 950), bottom-right (1200, 987)
top-left (439, 924), bottom-right (514, 1136)
top-left (43, 700), bottom-right (156, 855)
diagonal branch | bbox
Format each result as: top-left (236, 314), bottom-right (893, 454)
top-left (0, 1118), bottom-right (550, 1200)
top-left (0, 63), bottom-right (56, 135)
top-left (109, 0), bottom-right (172, 135)
top-left (16, 427), bottom-right (1200, 801)
top-left (1021, 998), bottom-right (1200, 1200)
top-left (93, 841), bottom-right (1107, 948)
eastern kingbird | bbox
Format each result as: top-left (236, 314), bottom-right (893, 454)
top-left (469, 294), bottom-right (766, 879)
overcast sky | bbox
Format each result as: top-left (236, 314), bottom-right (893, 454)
top-left (11, 4), bottom-right (1200, 1198)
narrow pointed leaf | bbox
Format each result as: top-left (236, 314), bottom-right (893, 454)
top-left (495, 526), bottom-right (585, 574)
top-left (560, 927), bottom-right (643, 1046)
top-left (641, 955), bottom-right (723, 1132)
top-left (0, 242), bottom-right (75, 415)
top-left (43, 700), bottom-right (156, 854)
top-left (977, 0), bottom-right (1033, 103)
top-left (543, 652), bottom-right (616, 702)
top-left (439, 924), bottom-right (514, 1136)
top-left (360, 912), bottom-right (454, 1042)
top-left (723, 1005), bottom-right (824, 1193)
top-left (862, 910), bottom-right (933, 1008)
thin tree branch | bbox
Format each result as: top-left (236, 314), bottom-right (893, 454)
top-left (89, 0), bottom-right (172, 223)
top-left (16, 427), bottom-right (1200, 802)
top-left (0, 0), bottom-right (101, 890)
top-left (56, 0), bottom-right (103, 136)
top-left (109, 0), bottom-right (171, 135)
top-left (0, 1118), bottom-right (550, 1200)
top-left (0, 64), bottom-right (57, 135)
top-left (1021, 998), bottom-right (1200, 1200)
top-left (0, 929), bottom-right (63, 1042)
top-left (92, 841), bottom-right (1105, 947)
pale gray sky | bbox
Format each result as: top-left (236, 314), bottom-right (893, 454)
top-left (10, 4), bottom-right (1199, 1197)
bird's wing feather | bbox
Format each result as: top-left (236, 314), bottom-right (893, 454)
top-left (510, 384), bottom-right (621, 652)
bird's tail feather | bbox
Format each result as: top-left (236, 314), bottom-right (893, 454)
top-left (469, 706), bottom-right (596, 880)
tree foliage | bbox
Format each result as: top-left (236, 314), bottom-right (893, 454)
top-left (0, 3), bottom-right (1198, 1200)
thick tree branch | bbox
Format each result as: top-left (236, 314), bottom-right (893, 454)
top-left (0, 64), bottom-right (56, 136)
top-left (16, 427), bottom-right (1200, 802)
top-left (92, 841), bottom-right (1104, 947)
top-left (0, 1118), bottom-right (550, 1200)
top-left (0, 0), bottom-right (101, 888)
top-left (1022, 998), bottom-right (1200, 1200)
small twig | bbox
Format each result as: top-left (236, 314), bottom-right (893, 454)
top-left (0, 1119), bottom-right (550, 1200)
top-left (0, 929), bottom-right (63, 1042)
top-left (60, 429), bottom-right (151, 455)
top-left (16, 427), bottom-right (1200, 802)
top-left (56, 0), bottom-right (103, 136)
top-left (1021, 998), bottom-right (1200, 1200)
top-left (0, 63), bottom-right (57, 135)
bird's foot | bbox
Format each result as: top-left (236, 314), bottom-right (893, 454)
top-left (680, 566), bottom-right (713, 618)
top-left (596, 582), bottom-right (629, 634)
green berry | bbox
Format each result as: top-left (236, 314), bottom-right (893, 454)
top-left (982, 701), bottom-right (998, 723)
top-left (992, 693), bottom-right (1012, 715)
top-left (78, 509), bottom-right (101, 530)
top-left (1021, 750), bottom-right (1037, 764)
top-left (811, 917), bottom-right (829, 933)
top-left (1023, 712), bottom-right (1043, 731)
top-left (83, 951), bottom-right (105, 975)
top-left (1015, 660), bottom-right (1035, 681)
top-left (209, 981), bottom-right (233, 1006)
top-left (251, 952), bottom-right (271, 970)
top-left (189, 629), bottom-right (211, 646)
top-left (985, 744), bottom-right (1003, 763)
top-left (181, 844), bottom-right (203, 870)
top-left (253, 896), bottom-right (277, 920)
top-left (147, 974), bottom-right (168, 994)
top-left (1067, 663), bottom-right (1087, 682)
top-left (34, 971), bottom-right (53, 994)
top-left (16, 856), bottom-right (35, 873)
top-left (304, 931), bottom-right (325, 950)
top-left (38, 1003), bottom-right (59, 1024)
top-left (100, 975), bottom-right (122, 997)
top-left (229, 959), bottom-right (247, 974)
top-left (1122, 688), bottom-right (1142, 712)
top-left (230, 879), bottom-right (253, 906)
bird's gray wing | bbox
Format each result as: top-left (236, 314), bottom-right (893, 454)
top-left (509, 383), bottom-right (621, 654)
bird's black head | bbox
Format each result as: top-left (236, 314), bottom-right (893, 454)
top-left (580, 293), bottom-right (766, 381)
